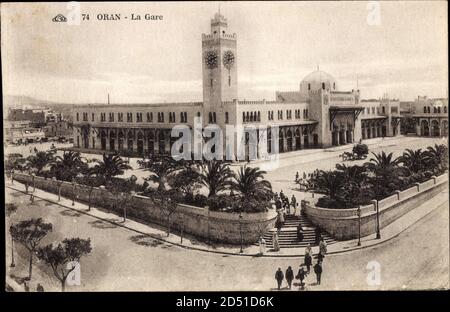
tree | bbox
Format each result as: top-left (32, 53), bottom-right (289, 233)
top-left (167, 166), bottom-right (202, 199)
top-left (152, 191), bottom-right (179, 236)
top-left (6, 203), bottom-right (18, 267)
top-left (75, 168), bottom-right (102, 211)
top-left (231, 165), bottom-right (273, 201)
top-left (10, 218), bottom-right (52, 279)
top-left (106, 177), bottom-right (137, 219)
top-left (398, 149), bottom-right (426, 174)
top-left (141, 155), bottom-right (185, 192)
top-left (308, 170), bottom-right (346, 201)
top-left (37, 238), bottom-right (92, 292)
top-left (94, 153), bottom-right (131, 180)
top-left (26, 151), bottom-right (54, 175)
top-left (423, 144), bottom-right (449, 173)
top-left (364, 151), bottom-right (404, 199)
top-left (335, 164), bottom-right (369, 206)
top-left (5, 153), bottom-right (26, 179)
top-left (50, 151), bottom-right (87, 182)
top-left (199, 160), bottom-right (233, 197)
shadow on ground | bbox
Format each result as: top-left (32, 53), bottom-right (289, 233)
top-left (60, 209), bottom-right (82, 217)
top-left (129, 234), bottom-right (166, 248)
top-left (88, 219), bottom-right (119, 229)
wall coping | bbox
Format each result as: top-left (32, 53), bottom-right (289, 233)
top-left (304, 172), bottom-right (448, 220)
top-left (12, 172), bottom-right (277, 221)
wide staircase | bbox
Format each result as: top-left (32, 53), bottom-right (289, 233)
top-left (258, 214), bottom-right (338, 249)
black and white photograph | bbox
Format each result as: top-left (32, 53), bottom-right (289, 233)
top-left (2, 1), bottom-right (448, 295)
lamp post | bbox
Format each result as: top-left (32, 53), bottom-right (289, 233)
top-left (357, 206), bottom-right (361, 246)
top-left (239, 212), bottom-right (243, 253)
top-left (375, 199), bottom-right (381, 239)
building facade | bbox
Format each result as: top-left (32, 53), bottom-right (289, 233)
top-left (4, 120), bottom-right (46, 144)
top-left (72, 13), bottom-right (401, 159)
top-left (412, 96), bottom-right (448, 137)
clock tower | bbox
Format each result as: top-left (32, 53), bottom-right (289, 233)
top-left (202, 13), bottom-right (238, 124)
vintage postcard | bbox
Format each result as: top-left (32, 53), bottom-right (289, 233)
top-left (2, 1), bottom-right (448, 296)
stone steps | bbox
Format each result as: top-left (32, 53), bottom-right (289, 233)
top-left (255, 214), bottom-right (338, 248)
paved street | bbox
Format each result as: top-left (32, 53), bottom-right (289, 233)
top-left (5, 186), bottom-right (448, 291)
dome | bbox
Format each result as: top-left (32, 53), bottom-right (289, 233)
top-left (299, 70), bottom-right (338, 94)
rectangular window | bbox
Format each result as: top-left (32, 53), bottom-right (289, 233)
top-left (76, 112), bottom-right (79, 121)
top-left (92, 113), bottom-right (95, 121)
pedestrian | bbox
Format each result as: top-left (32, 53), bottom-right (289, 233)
top-left (279, 208), bottom-right (285, 225)
top-left (259, 236), bottom-right (266, 255)
top-left (36, 283), bottom-right (44, 292)
top-left (284, 197), bottom-right (290, 215)
top-left (285, 266), bottom-right (294, 289)
top-left (304, 243), bottom-right (312, 273)
top-left (296, 265), bottom-right (307, 289)
top-left (319, 237), bottom-right (327, 261)
top-left (275, 268), bottom-right (284, 290)
top-left (272, 232), bottom-right (280, 252)
top-left (291, 195), bottom-right (297, 216)
top-left (275, 197), bottom-right (282, 210)
top-left (295, 171), bottom-right (299, 183)
top-left (314, 261), bottom-right (323, 285)
top-left (297, 224), bottom-right (304, 242)
top-left (315, 227), bottom-right (321, 245)
top-left (275, 213), bottom-right (283, 234)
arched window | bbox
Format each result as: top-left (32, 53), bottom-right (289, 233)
top-left (257, 111), bottom-right (261, 121)
top-left (242, 112), bottom-right (245, 122)
top-left (333, 82), bottom-right (336, 90)
top-left (322, 82), bottom-right (325, 90)
top-left (444, 107), bottom-right (448, 114)
top-left (250, 112), bottom-right (254, 122)
top-left (213, 112), bottom-right (216, 122)
top-left (209, 112), bottom-right (213, 123)
top-left (308, 83), bottom-right (311, 90)
top-left (225, 112), bottom-right (229, 124)
top-left (424, 106), bottom-right (427, 113)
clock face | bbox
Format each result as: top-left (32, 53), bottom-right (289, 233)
top-left (205, 51), bottom-right (218, 69)
top-left (223, 50), bottom-right (235, 69)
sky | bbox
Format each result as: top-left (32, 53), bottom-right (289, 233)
top-left (1, 1), bottom-right (448, 104)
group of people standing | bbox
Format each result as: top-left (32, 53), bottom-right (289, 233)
top-left (275, 238), bottom-right (327, 290)
top-left (274, 190), bottom-right (298, 217)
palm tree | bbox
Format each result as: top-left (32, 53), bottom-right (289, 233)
top-left (364, 151), bottom-right (400, 172)
top-left (423, 144), bottom-right (449, 172)
top-left (310, 170), bottom-right (346, 201)
top-left (94, 153), bottom-right (131, 180)
top-left (142, 155), bottom-right (185, 192)
top-left (398, 149), bottom-right (425, 174)
top-left (26, 151), bottom-right (54, 175)
top-left (336, 164), bottom-right (367, 184)
top-left (364, 151), bottom-right (404, 199)
top-left (50, 151), bottom-right (86, 181)
top-left (231, 165), bottom-right (273, 200)
top-left (199, 160), bottom-right (233, 198)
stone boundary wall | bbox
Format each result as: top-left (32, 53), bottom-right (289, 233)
top-left (11, 173), bottom-right (277, 244)
top-left (304, 173), bottom-right (448, 240)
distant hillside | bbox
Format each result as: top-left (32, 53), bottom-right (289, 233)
top-left (3, 95), bottom-right (76, 118)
